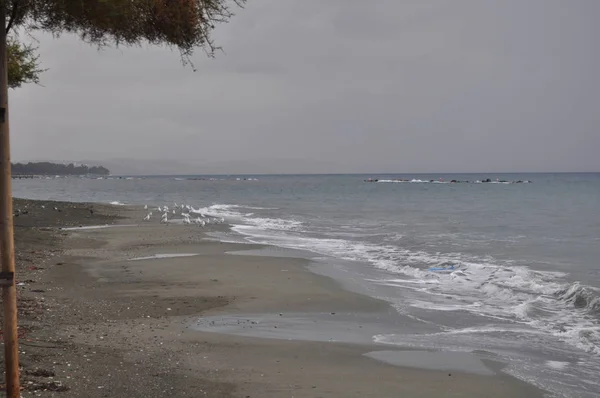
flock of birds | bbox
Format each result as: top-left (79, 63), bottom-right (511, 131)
top-left (142, 203), bottom-right (225, 227)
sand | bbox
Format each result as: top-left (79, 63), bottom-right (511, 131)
top-left (1, 199), bottom-right (545, 397)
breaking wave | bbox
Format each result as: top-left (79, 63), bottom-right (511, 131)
top-left (201, 203), bottom-right (600, 357)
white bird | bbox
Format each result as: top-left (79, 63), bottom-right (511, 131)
top-left (157, 206), bottom-right (162, 212)
top-left (143, 213), bottom-right (151, 221)
top-left (144, 205), bottom-right (148, 210)
top-left (183, 216), bottom-right (191, 225)
top-left (174, 202), bottom-right (179, 209)
top-left (163, 205), bottom-right (169, 212)
top-left (195, 217), bottom-right (205, 226)
top-left (172, 209), bottom-right (176, 214)
top-left (161, 212), bottom-right (168, 223)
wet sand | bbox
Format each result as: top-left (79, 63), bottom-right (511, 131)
top-left (2, 200), bottom-right (544, 397)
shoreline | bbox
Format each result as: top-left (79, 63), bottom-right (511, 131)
top-left (2, 199), bottom-right (544, 397)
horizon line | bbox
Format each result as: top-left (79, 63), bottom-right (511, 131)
top-left (107, 171), bottom-right (600, 177)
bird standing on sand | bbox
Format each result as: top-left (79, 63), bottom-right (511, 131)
top-left (144, 205), bottom-right (148, 210)
top-left (143, 213), bottom-right (151, 221)
top-left (161, 212), bottom-right (168, 223)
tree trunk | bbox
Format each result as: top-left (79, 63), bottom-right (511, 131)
top-left (0, 1), bottom-right (21, 396)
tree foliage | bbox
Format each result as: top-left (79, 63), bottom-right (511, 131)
top-left (5, 0), bottom-right (245, 60)
top-left (7, 37), bottom-right (44, 89)
top-left (12, 161), bottom-right (110, 176)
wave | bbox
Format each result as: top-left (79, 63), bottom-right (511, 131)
top-left (206, 204), bottom-right (279, 210)
top-left (194, 204), bottom-right (301, 231)
top-left (557, 283), bottom-right (600, 316)
top-left (376, 179), bottom-right (451, 184)
top-left (199, 202), bottom-right (600, 356)
top-left (374, 179), bottom-right (530, 184)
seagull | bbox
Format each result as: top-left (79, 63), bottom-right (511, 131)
top-left (195, 217), bottom-right (205, 226)
top-left (144, 205), bottom-right (148, 210)
top-left (157, 206), bottom-right (162, 212)
top-left (143, 213), bottom-right (151, 221)
top-left (172, 209), bottom-right (176, 214)
top-left (161, 212), bottom-right (168, 223)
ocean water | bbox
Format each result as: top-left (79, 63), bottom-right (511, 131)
top-left (13, 173), bottom-right (600, 397)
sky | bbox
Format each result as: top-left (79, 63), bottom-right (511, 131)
top-left (10, 0), bottom-right (600, 174)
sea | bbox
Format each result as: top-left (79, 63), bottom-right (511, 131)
top-left (13, 173), bottom-right (600, 397)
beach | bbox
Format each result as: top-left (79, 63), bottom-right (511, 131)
top-left (0, 199), bottom-right (546, 397)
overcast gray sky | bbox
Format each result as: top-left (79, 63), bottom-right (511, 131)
top-left (10, 0), bottom-right (600, 174)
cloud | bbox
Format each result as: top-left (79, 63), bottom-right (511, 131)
top-left (10, 0), bottom-right (600, 173)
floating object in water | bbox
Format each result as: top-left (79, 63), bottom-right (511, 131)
top-left (428, 264), bottom-right (456, 272)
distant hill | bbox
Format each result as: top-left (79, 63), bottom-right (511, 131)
top-left (12, 162), bottom-right (110, 176)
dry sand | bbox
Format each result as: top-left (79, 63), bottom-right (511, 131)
top-left (1, 200), bottom-right (545, 397)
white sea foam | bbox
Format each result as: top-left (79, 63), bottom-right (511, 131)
top-left (374, 179), bottom-right (526, 184)
top-left (196, 203), bottom-right (600, 358)
top-left (193, 204), bottom-right (301, 231)
top-left (109, 201), bottom-right (126, 205)
top-left (546, 360), bottom-right (569, 370)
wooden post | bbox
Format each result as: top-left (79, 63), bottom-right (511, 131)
top-left (0, 2), bottom-right (21, 397)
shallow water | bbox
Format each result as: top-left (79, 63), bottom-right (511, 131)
top-left (13, 173), bottom-right (600, 397)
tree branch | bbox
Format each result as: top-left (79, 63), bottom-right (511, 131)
top-left (5, 0), bottom-right (19, 34)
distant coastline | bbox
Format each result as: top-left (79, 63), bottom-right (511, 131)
top-left (12, 162), bottom-right (110, 176)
